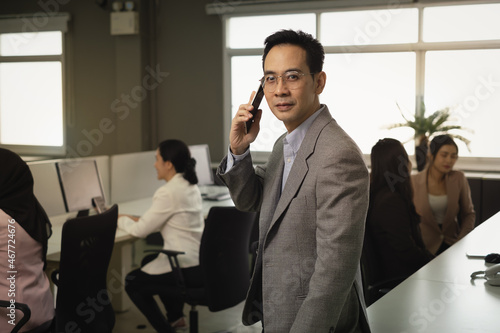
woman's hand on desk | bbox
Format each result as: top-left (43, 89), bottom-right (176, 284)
top-left (118, 214), bottom-right (140, 222)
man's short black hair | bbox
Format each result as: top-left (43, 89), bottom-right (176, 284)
top-left (262, 29), bottom-right (325, 74)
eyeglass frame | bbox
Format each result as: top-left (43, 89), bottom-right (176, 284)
top-left (259, 71), bottom-right (316, 92)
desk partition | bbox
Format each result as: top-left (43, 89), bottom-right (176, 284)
top-left (28, 152), bottom-right (163, 214)
top-left (28, 155), bottom-right (110, 217)
top-left (110, 150), bottom-right (163, 203)
top-left (464, 172), bottom-right (500, 226)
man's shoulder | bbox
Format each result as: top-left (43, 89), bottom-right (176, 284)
top-left (313, 106), bottom-right (353, 138)
top-left (318, 118), bottom-right (362, 152)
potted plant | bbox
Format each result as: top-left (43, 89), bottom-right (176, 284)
top-left (388, 97), bottom-right (471, 171)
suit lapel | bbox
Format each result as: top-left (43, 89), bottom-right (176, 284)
top-left (267, 108), bottom-right (332, 232)
top-left (259, 137), bottom-right (285, 240)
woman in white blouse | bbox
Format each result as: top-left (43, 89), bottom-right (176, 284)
top-left (118, 139), bottom-right (204, 332)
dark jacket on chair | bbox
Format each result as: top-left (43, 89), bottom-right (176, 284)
top-left (366, 187), bottom-right (434, 285)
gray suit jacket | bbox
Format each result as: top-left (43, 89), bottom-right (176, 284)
top-left (217, 106), bottom-right (370, 333)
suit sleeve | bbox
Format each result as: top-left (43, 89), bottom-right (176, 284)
top-left (216, 153), bottom-right (264, 212)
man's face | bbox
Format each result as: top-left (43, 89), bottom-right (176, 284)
top-left (263, 44), bottom-right (326, 132)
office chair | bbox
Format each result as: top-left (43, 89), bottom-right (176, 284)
top-left (361, 226), bottom-right (407, 306)
top-left (148, 206), bottom-right (257, 333)
top-left (0, 301), bottom-right (31, 333)
top-left (50, 204), bottom-right (118, 333)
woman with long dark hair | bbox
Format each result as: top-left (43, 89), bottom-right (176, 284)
top-left (411, 135), bottom-right (475, 255)
top-left (0, 148), bottom-right (54, 333)
top-left (366, 139), bottom-right (433, 286)
top-left (118, 139), bottom-right (204, 332)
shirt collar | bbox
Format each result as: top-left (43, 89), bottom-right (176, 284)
top-left (284, 104), bottom-right (325, 153)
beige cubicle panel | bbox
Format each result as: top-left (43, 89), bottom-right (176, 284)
top-left (28, 156), bottom-right (111, 216)
top-left (110, 150), bottom-right (163, 203)
top-left (29, 161), bottom-right (66, 217)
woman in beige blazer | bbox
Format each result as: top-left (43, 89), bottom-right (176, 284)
top-left (411, 135), bottom-right (475, 255)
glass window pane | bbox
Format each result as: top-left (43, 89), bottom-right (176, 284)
top-left (425, 50), bottom-right (500, 158)
top-left (0, 62), bottom-right (63, 146)
top-left (423, 4), bottom-right (500, 42)
top-left (231, 56), bottom-right (286, 151)
top-left (322, 52), bottom-right (416, 154)
top-left (0, 31), bottom-right (62, 56)
top-left (227, 14), bottom-right (316, 49)
top-left (320, 8), bottom-right (418, 46)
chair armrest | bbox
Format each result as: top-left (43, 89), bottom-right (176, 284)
top-left (145, 249), bottom-right (185, 256)
top-left (365, 275), bottom-right (407, 306)
top-left (0, 301), bottom-right (31, 333)
top-left (144, 249), bottom-right (187, 288)
top-left (250, 241), bottom-right (259, 254)
top-left (368, 275), bottom-right (407, 293)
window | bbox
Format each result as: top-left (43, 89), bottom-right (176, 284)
top-left (0, 14), bottom-right (69, 155)
top-left (219, 1), bottom-right (500, 169)
top-left (322, 52), bottom-right (416, 155)
top-left (425, 49), bottom-right (500, 158)
top-left (227, 14), bottom-right (316, 49)
top-left (320, 8), bottom-right (418, 46)
top-left (423, 4), bottom-right (500, 42)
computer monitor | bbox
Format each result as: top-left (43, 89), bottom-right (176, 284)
top-left (188, 144), bottom-right (214, 186)
top-left (55, 159), bottom-right (106, 216)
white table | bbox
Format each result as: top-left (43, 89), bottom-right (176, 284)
top-left (367, 211), bottom-right (500, 333)
top-left (47, 196), bottom-right (234, 312)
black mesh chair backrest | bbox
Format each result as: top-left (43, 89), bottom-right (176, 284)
top-left (361, 224), bottom-right (382, 290)
top-left (54, 204), bottom-right (118, 333)
top-left (200, 207), bottom-right (257, 312)
top-left (361, 221), bottom-right (406, 306)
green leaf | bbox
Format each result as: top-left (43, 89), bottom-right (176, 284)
top-left (388, 99), bottom-right (471, 152)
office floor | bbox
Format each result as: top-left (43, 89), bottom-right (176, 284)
top-left (114, 240), bottom-right (262, 333)
top-left (113, 297), bottom-right (262, 333)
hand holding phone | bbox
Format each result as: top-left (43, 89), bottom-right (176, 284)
top-left (245, 84), bottom-right (264, 132)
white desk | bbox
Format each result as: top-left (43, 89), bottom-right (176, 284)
top-left (47, 196), bottom-right (234, 312)
top-left (367, 212), bottom-right (500, 333)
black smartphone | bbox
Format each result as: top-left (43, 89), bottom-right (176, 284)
top-left (245, 84), bottom-right (264, 132)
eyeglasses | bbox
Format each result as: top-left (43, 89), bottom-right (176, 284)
top-left (260, 71), bottom-right (315, 93)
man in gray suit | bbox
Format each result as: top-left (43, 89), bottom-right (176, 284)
top-left (217, 30), bottom-right (370, 333)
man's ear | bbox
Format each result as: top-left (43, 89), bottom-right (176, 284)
top-left (315, 71), bottom-right (327, 95)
